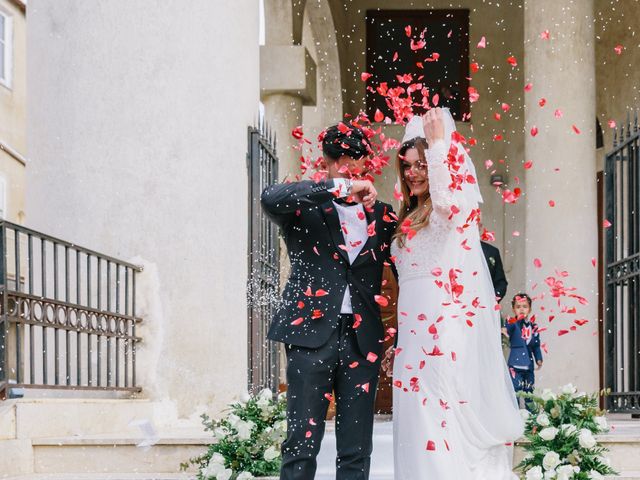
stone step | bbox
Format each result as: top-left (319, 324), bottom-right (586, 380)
top-left (1, 398), bottom-right (183, 440)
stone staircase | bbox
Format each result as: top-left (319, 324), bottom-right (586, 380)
top-left (1, 400), bottom-right (638, 480)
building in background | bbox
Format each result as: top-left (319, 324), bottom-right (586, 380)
top-left (0, 0), bottom-right (26, 223)
top-left (0, 0), bottom-right (637, 477)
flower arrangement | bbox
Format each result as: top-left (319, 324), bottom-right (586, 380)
top-left (517, 384), bottom-right (618, 480)
top-left (182, 389), bottom-right (287, 480)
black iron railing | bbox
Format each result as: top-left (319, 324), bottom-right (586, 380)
top-left (0, 221), bottom-right (143, 398)
top-left (604, 112), bottom-right (640, 414)
top-left (247, 122), bottom-right (280, 393)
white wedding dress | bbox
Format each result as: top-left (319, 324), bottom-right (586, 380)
top-left (391, 136), bottom-right (524, 479)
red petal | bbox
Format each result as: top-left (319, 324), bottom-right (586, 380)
top-left (375, 295), bottom-right (389, 307)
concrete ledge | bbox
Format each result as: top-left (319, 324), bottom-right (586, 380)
top-left (15, 399), bottom-right (157, 439)
top-left (260, 45), bottom-right (317, 105)
top-left (0, 401), bottom-right (17, 439)
top-left (0, 439), bottom-right (34, 476)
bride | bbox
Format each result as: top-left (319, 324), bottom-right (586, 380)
top-left (389, 107), bottom-right (524, 479)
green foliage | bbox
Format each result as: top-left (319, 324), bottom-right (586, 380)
top-left (516, 385), bottom-right (618, 480)
top-left (182, 389), bottom-right (287, 480)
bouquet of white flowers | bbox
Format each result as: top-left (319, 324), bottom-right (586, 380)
top-left (517, 384), bottom-right (617, 480)
top-left (182, 388), bottom-right (287, 480)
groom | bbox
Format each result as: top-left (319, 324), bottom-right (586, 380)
top-left (261, 123), bottom-right (397, 480)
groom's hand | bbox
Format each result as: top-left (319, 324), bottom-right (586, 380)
top-left (350, 180), bottom-right (377, 209)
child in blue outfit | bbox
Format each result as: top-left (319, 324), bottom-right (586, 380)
top-left (503, 293), bottom-right (543, 410)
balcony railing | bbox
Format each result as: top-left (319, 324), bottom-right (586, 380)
top-left (0, 221), bottom-right (143, 398)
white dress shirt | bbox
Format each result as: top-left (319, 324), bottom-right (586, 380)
top-left (333, 200), bottom-right (367, 313)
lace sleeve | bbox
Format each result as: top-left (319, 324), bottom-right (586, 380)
top-left (426, 139), bottom-right (466, 215)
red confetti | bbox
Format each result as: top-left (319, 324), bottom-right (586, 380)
top-left (374, 109), bottom-right (384, 123)
top-left (572, 124), bottom-right (581, 134)
top-left (540, 30), bottom-right (550, 40)
top-left (524, 82), bottom-right (533, 92)
top-left (374, 295), bottom-right (389, 307)
top-left (360, 72), bottom-right (372, 82)
top-left (291, 317), bottom-right (304, 326)
top-left (530, 126), bottom-right (539, 137)
top-left (524, 160), bottom-right (533, 170)
top-left (426, 440), bottom-right (436, 451)
top-left (603, 219), bottom-right (612, 228)
top-left (501, 103), bottom-right (511, 112)
top-left (477, 36), bottom-right (486, 48)
top-left (468, 86), bottom-right (480, 103)
top-left (506, 56), bottom-right (517, 67)
top-left (292, 126), bottom-right (304, 139)
top-left (367, 352), bottom-right (378, 363)
top-left (534, 258), bottom-right (542, 268)
top-left (405, 25), bottom-right (412, 37)
top-left (538, 98), bottom-right (546, 107)
top-left (549, 200), bottom-right (555, 207)
top-left (614, 44), bottom-right (623, 55)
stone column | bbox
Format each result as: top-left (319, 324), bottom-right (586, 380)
top-left (260, 45), bottom-right (316, 180)
top-left (524, 0), bottom-right (599, 392)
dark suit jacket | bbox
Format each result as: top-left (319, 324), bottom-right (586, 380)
top-left (506, 319), bottom-right (543, 369)
top-left (481, 241), bottom-right (508, 302)
top-left (261, 179), bottom-right (397, 357)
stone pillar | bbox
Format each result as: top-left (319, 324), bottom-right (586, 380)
top-left (262, 94), bottom-right (304, 180)
top-left (260, 45), bottom-right (316, 179)
top-left (524, 0), bottom-right (599, 392)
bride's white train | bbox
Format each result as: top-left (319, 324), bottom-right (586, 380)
top-left (391, 108), bottom-right (524, 479)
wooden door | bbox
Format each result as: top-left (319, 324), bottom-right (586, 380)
top-left (375, 265), bottom-right (399, 414)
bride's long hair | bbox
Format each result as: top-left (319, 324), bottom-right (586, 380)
top-left (393, 137), bottom-right (433, 248)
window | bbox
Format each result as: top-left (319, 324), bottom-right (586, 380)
top-left (0, 10), bottom-right (13, 88)
top-left (366, 10), bottom-right (470, 121)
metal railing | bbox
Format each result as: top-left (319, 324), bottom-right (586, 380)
top-left (0, 221), bottom-right (143, 398)
top-left (604, 111), bottom-right (640, 414)
top-left (247, 121), bottom-right (280, 394)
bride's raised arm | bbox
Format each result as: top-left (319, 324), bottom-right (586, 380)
top-left (422, 108), bottom-right (468, 216)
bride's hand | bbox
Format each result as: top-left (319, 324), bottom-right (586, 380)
top-left (381, 346), bottom-right (395, 377)
top-left (422, 107), bottom-right (445, 146)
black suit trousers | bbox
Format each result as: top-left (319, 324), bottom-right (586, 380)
top-left (280, 314), bottom-right (382, 480)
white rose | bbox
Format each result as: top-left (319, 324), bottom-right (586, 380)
top-left (213, 427), bottom-right (229, 441)
top-left (520, 409), bottom-right (531, 421)
top-left (543, 451), bottom-right (561, 471)
top-left (537, 413), bottom-right (551, 427)
top-left (217, 469), bottom-right (233, 480)
top-left (209, 452), bottom-right (226, 465)
top-left (275, 419), bottom-right (287, 432)
top-left (227, 413), bottom-right (241, 428)
top-left (237, 472), bottom-right (254, 480)
top-left (556, 464), bottom-right (575, 480)
top-left (525, 465), bottom-right (544, 480)
top-left (578, 429), bottom-right (596, 449)
top-left (264, 445), bottom-right (280, 461)
top-left (539, 427), bottom-right (559, 441)
top-left (235, 419), bottom-right (255, 441)
top-left (259, 388), bottom-right (273, 400)
top-left (594, 416), bottom-right (608, 432)
top-left (544, 472), bottom-right (556, 480)
top-left (201, 458), bottom-right (225, 479)
top-left (588, 470), bottom-right (604, 479)
top-left (541, 389), bottom-right (557, 401)
top-left (561, 383), bottom-right (577, 395)
top-left (560, 424), bottom-right (577, 436)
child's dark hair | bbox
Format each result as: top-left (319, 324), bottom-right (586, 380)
top-left (511, 292), bottom-right (532, 308)
top-left (321, 124), bottom-right (370, 161)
